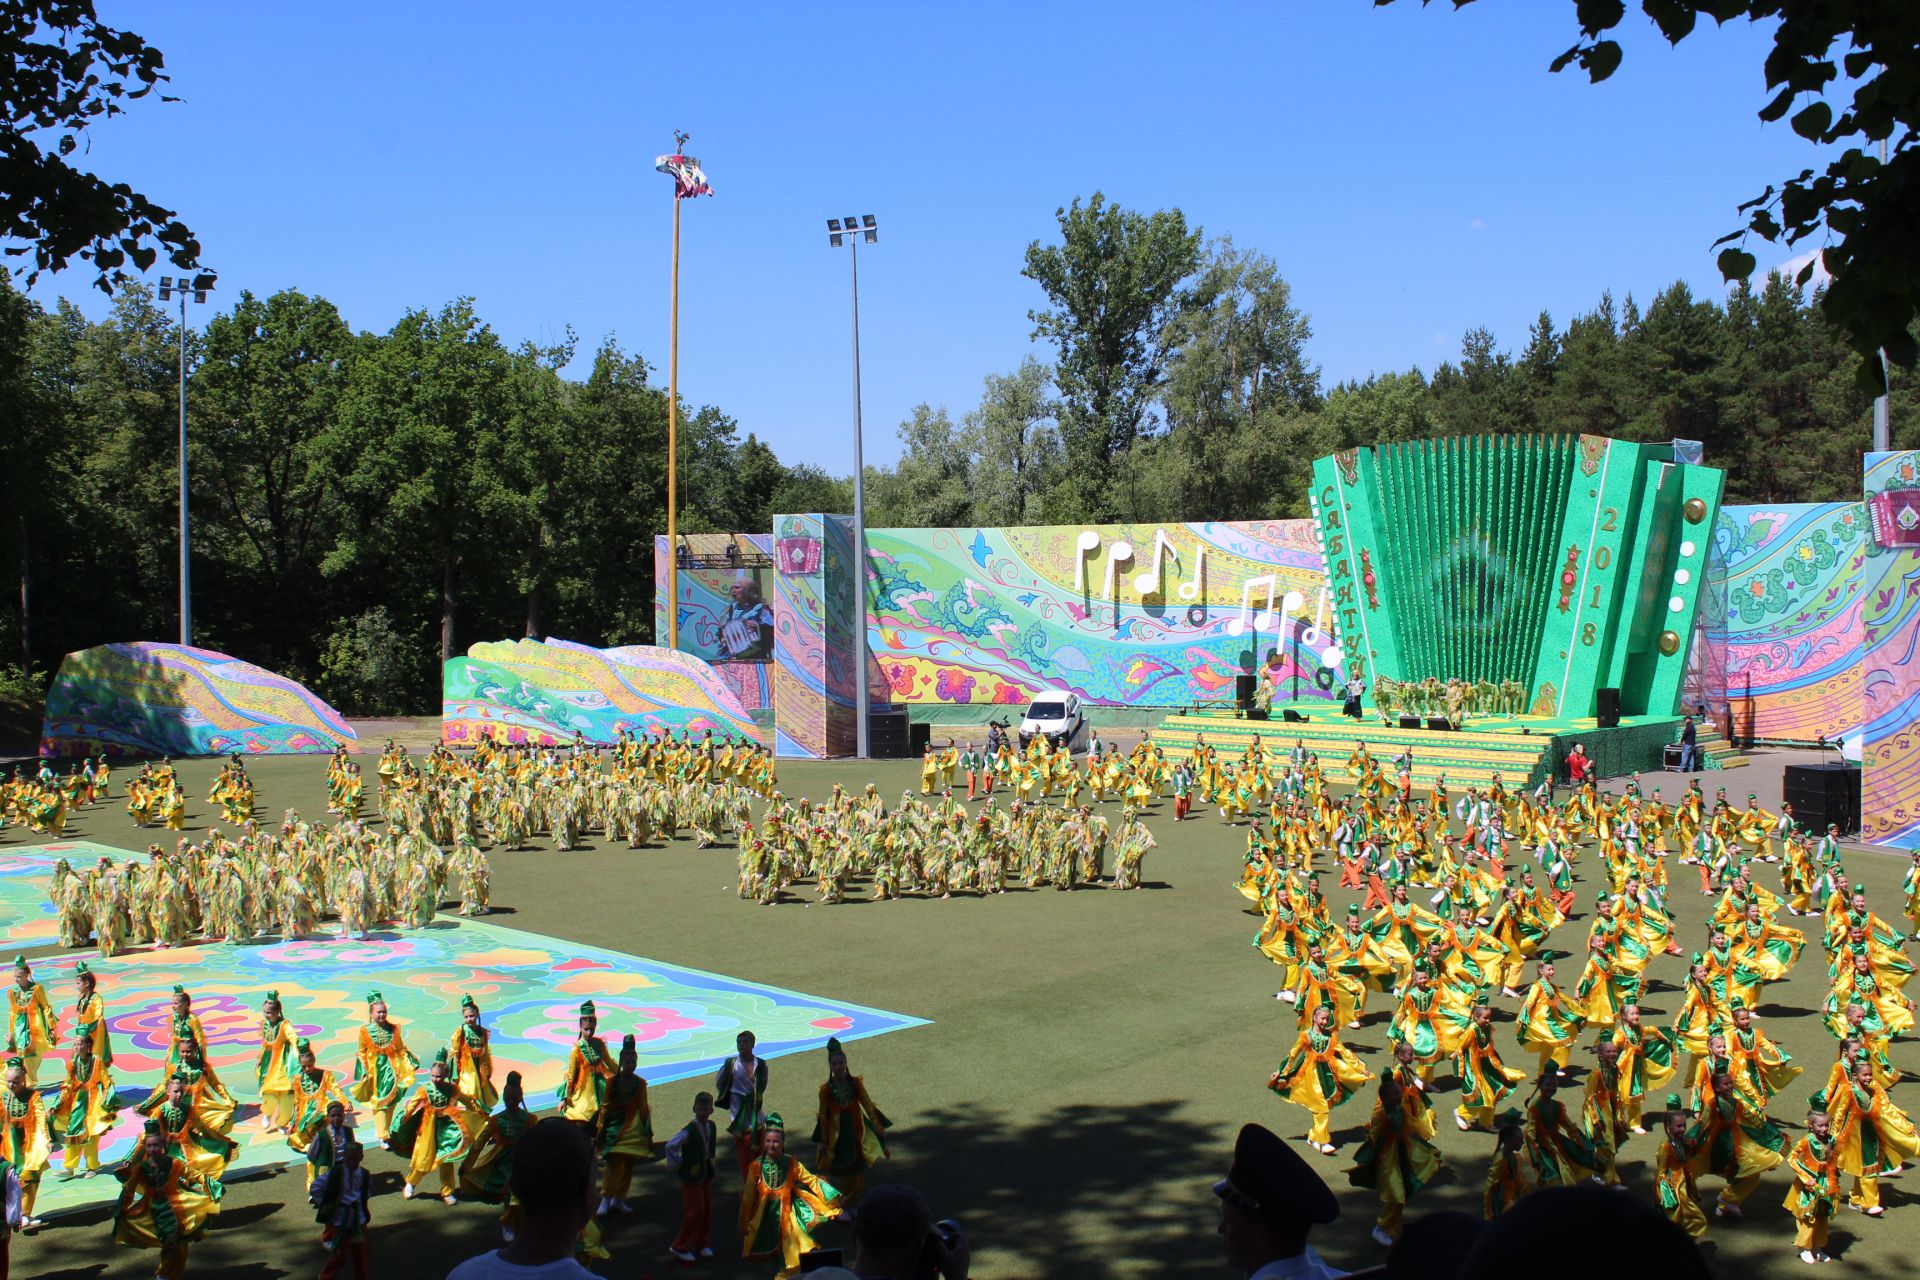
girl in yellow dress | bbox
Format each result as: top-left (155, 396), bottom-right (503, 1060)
top-left (560, 1000), bottom-right (615, 1124)
top-left (285, 1039), bottom-right (354, 1184)
top-left (70, 962), bottom-right (111, 1068)
top-left (390, 1048), bottom-right (480, 1203)
top-left (1827, 1057), bottom-right (1920, 1216)
top-left (595, 1034), bottom-right (657, 1215)
top-left (5, 957), bottom-right (58, 1086)
top-left (350, 991), bottom-right (417, 1143)
top-left (1516, 960), bottom-right (1584, 1076)
top-left (1267, 1006), bottom-right (1371, 1154)
top-left (51, 1033), bottom-right (115, 1178)
top-left (1348, 1070), bottom-right (1441, 1247)
top-left (739, 1112), bottom-right (841, 1278)
top-left (256, 990), bottom-right (299, 1132)
top-left (113, 1122), bottom-right (221, 1280)
top-left (1453, 1003), bottom-right (1526, 1132)
top-left (140, 1074), bottom-right (238, 1184)
top-left (1655, 1095), bottom-right (1707, 1239)
top-left (2, 1058), bottom-right (50, 1228)
top-left (449, 993), bottom-right (499, 1111)
top-left (811, 1036), bottom-right (890, 1204)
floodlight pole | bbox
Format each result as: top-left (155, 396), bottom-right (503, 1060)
top-left (849, 233), bottom-right (871, 759)
top-left (1873, 137), bottom-right (1892, 453)
top-left (160, 274), bottom-right (211, 647)
top-left (667, 192), bottom-right (682, 651)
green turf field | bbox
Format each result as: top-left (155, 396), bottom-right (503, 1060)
top-left (3, 754), bottom-right (1913, 1279)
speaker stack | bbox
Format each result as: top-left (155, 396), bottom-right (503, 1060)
top-left (1596, 687), bottom-right (1621, 729)
top-left (867, 709), bottom-right (911, 759)
top-left (1783, 762), bottom-right (1861, 835)
top-left (1235, 675), bottom-right (1257, 712)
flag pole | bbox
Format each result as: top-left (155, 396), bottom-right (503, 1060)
top-left (667, 188), bottom-right (682, 651)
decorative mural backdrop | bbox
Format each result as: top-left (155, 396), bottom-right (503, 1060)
top-left (39, 642), bottom-right (355, 758)
top-left (442, 638), bottom-right (764, 747)
top-left (863, 521), bottom-right (1338, 707)
top-left (770, 513), bottom-right (862, 759)
top-left (1860, 452), bottom-right (1920, 849)
top-left (1710, 503), bottom-right (1867, 743)
top-left (651, 534), bottom-right (774, 714)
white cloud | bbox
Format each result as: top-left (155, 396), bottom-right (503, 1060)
top-left (1769, 248), bottom-right (1832, 288)
top-left (1469, 218), bottom-right (1488, 232)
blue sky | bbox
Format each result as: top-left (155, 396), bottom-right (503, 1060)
top-left (30, 3), bottom-right (1819, 471)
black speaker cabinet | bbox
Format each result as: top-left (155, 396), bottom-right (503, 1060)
top-left (1426, 717), bottom-right (1453, 732)
top-left (908, 721), bottom-right (931, 757)
top-left (868, 709), bottom-right (911, 759)
top-left (1782, 762), bottom-right (1861, 835)
top-left (1398, 715), bottom-right (1421, 730)
top-left (1596, 687), bottom-right (1621, 729)
top-left (1235, 674), bottom-right (1257, 710)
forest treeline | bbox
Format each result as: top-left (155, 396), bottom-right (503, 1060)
top-left (0, 194), bottom-right (1911, 716)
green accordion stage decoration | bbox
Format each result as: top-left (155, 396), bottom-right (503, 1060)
top-left (1308, 434), bottom-right (1724, 720)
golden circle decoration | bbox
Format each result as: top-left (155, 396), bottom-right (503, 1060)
top-left (1657, 630), bottom-right (1681, 656)
top-left (1683, 497), bottom-right (1707, 524)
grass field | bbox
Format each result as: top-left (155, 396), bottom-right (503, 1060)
top-left (4, 753), bottom-right (1915, 1280)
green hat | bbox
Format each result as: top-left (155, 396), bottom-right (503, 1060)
top-left (433, 1047), bottom-right (450, 1066)
top-left (3, 1057), bottom-right (20, 1073)
top-left (460, 994), bottom-right (477, 1011)
top-left (172, 984), bottom-right (187, 999)
top-left (579, 1000), bottom-right (596, 1018)
top-left (142, 1117), bottom-right (165, 1138)
top-left (621, 1033), bottom-right (636, 1053)
top-left (264, 989), bottom-right (280, 1003)
top-left (505, 1070), bottom-right (522, 1088)
top-left (826, 1036), bottom-right (845, 1059)
top-left (296, 1037), bottom-right (312, 1053)
top-left (1496, 1108), bottom-right (1523, 1128)
top-left (9, 955), bottom-right (23, 970)
top-left (1666, 1093), bottom-right (1684, 1111)
top-left (763, 1112), bottom-right (784, 1130)
top-left (365, 990), bottom-right (383, 1007)
top-left (74, 961), bottom-right (91, 978)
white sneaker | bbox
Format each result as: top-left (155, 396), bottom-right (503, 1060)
top-left (698, 1247), bottom-right (714, 1259)
top-left (1370, 1225), bottom-right (1395, 1247)
top-left (614, 1198), bottom-right (633, 1215)
top-left (403, 1182), bottom-right (415, 1199)
top-left (1801, 1251), bottom-right (1820, 1265)
top-left (1279, 990), bottom-right (1297, 1004)
top-left (670, 1248), bottom-right (696, 1263)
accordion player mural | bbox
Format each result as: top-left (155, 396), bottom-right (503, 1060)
top-left (1308, 434), bottom-right (1725, 721)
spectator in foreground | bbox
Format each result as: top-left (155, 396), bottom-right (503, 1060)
top-left (1214, 1122), bottom-right (1343, 1280)
top-left (848, 1184), bottom-right (969, 1280)
top-left (1456, 1183), bottom-right (1708, 1280)
top-left (446, 1118), bottom-right (597, 1280)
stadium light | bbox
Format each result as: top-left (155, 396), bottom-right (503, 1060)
top-left (157, 272), bottom-right (216, 647)
top-left (825, 215), bottom-right (879, 758)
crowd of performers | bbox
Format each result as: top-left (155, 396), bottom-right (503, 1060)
top-left (1370, 676), bottom-right (1532, 723)
top-left (1227, 736), bottom-right (1920, 1265)
top-left (0, 956), bottom-right (892, 1279)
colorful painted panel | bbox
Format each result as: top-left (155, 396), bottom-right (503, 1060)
top-left (26, 917), bottom-right (927, 1216)
top-left (770, 514), bottom-right (859, 758)
top-left (39, 643), bottom-right (356, 760)
top-left (1861, 453), bottom-right (1920, 848)
top-left (865, 522), bottom-right (1336, 707)
top-left (1710, 503), bottom-right (1867, 743)
top-left (441, 639), bottom-right (765, 748)
top-left (652, 534), bottom-right (774, 713)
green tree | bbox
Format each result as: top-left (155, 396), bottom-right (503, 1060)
top-left (967, 358), bottom-right (1059, 527)
top-left (1023, 192), bottom-right (1202, 520)
top-left (0, 1), bottom-right (202, 290)
top-left (865, 404), bottom-right (977, 528)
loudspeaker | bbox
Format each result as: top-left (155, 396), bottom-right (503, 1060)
top-left (1783, 762), bottom-right (1861, 835)
top-left (1426, 717), bottom-right (1452, 732)
top-left (1596, 687), bottom-right (1621, 729)
top-left (1246, 708), bottom-right (1268, 722)
top-left (1235, 675), bottom-right (1257, 710)
top-left (867, 709), bottom-right (911, 759)
top-left (1282, 709), bottom-right (1307, 723)
top-left (1398, 715), bottom-right (1421, 730)
top-left (908, 721), bottom-right (931, 757)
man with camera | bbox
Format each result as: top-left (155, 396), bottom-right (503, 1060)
top-left (812, 1183), bottom-right (968, 1280)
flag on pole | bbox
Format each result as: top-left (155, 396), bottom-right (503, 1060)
top-left (655, 150), bottom-right (713, 199)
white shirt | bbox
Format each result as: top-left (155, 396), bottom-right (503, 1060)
top-left (446, 1253), bottom-right (598, 1280)
top-left (1249, 1248), bottom-right (1345, 1280)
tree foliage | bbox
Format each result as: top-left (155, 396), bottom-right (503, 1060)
top-left (1385, 0), bottom-right (1920, 388)
top-left (0, 0), bottom-right (201, 288)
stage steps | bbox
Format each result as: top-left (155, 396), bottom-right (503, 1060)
top-left (1149, 710), bottom-right (1556, 790)
top-left (1697, 726), bottom-right (1746, 770)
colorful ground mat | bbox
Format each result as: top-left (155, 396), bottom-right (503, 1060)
top-left (24, 916), bottom-right (927, 1216)
top-left (0, 840), bottom-right (147, 949)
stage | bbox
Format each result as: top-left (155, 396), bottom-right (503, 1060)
top-left (1150, 702), bottom-right (1731, 788)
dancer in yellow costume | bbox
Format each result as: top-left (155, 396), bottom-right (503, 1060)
top-left (286, 1039), bottom-right (354, 1187)
top-left (389, 1048), bottom-right (480, 1203)
top-left (460, 1070), bottom-right (536, 1239)
top-left (1348, 1070), bottom-right (1440, 1248)
top-left (1609, 1004), bottom-right (1676, 1132)
top-left (1481, 1114), bottom-right (1538, 1217)
top-left (1, 1058), bottom-right (49, 1229)
top-left (1655, 1094), bottom-right (1707, 1239)
top-left (51, 1032), bottom-right (115, 1178)
top-left (112, 1122), bottom-right (221, 1280)
top-left (1452, 1003), bottom-right (1525, 1133)
top-left (559, 1000), bottom-right (615, 1124)
top-left (1827, 1057), bottom-right (1920, 1216)
top-left (450, 993), bottom-right (499, 1111)
top-left (256, 990), bottom-right (299, 1132)
top-left (739, 1112), bottom-right (841, 1278)
top-left (1784, 1108), bottom-right (1843, 1265)
top-left (1268, 1006), bottom-right (1371, 1155)
top-left (350, 991), bottom-right (417, 1143)
top-left (591, 1035), bottom-right (655, 1218)
top-left (811, 1036), bottom-right (890, 1204)
top-left (4, 957), bottom-right (57, 1086)
top-left (1688, 1067), bottom-right (1784, 1219)
top-left (1515, 960), bottom-right (1583, 1076)
top-left (70, 962), bottom-right (112, 1068)
top-left (141, 1074), bottom-right (239, 1183)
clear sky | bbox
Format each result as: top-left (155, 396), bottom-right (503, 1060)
top-left (29, 3), bottom-right (1819, 471)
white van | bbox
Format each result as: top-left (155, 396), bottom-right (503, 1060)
top-left (1018, 692), bottom-right (1088, 752)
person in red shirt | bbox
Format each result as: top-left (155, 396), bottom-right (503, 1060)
top-left (1566, 745), bottom-right (1593, 787)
